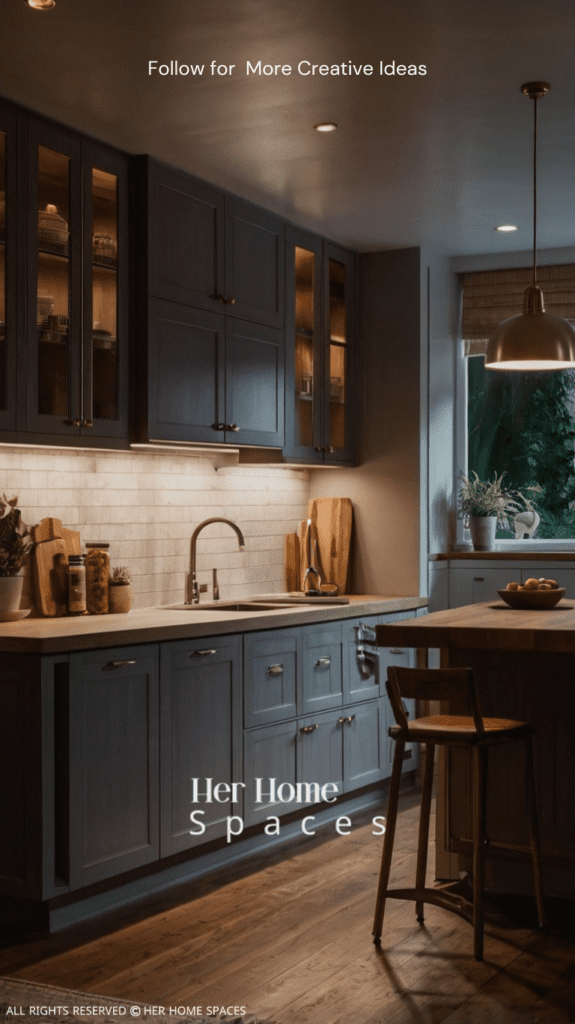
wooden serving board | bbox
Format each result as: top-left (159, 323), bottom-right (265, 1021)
top-left (284, 533), bottom-right (300, 592)
top-left (297, 519), bottom-right (310, 590)
top-left (32, 517), bottom-right (81, 616)
top-left (308, 497), bottom-right (352, 595)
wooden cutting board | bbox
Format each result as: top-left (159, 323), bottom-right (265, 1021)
top-left (297, 519), bottom-right (310, 591)
top-left (32, 517), bottom-right (81, 616)
top-left (308, 497), bottom-right (353, 594)
top-left (284, 533), bottom-right (300, 592)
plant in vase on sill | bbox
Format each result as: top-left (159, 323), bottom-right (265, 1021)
top-left (457, 472), bottom-right (537, 551)
top-left (0, 494), bottom-right (33, 618)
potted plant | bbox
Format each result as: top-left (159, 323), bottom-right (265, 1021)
top-left (108, 564), bottom-right (132, 614)
top-left (457, 472), bottom-right (526, 550)
top-left (0, 494), bottom-right (33, 615)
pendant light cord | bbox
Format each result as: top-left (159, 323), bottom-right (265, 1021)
top-left (533, 93), bottom-right (538, 286)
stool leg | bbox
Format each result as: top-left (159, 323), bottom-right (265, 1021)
top-left (472, 745), bottom-right (488, 961)
top-left (524, 736), bottom-right (546, 929)
top-left (415, 742), bottom-right (435, 922)
top-left (372, 736), bottom-right (405, 945)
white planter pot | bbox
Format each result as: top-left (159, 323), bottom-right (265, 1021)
top-left (108, 583), bottom-right (132, 614)
top-left (468, 515), bottom-right (498, 551)
top-left (0, 574), bottom-right (24, 616)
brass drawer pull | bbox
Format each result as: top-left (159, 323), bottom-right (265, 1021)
top-left (267, 664), bottom-right (284, 675)
top-left (315, 656), bottom-right (331, 668)
top-left (104, 659), bottom-right (136, 670)
top-left (300, 724), bottom-right (318, 734)
top-left (338, 714), bottom-right (355, 724)
top-left (191, 649), bottom-right (216, 657)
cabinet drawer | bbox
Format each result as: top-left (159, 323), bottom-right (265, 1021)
top-left (301, 624), bottom-right (343, 714)
top-left (244, 629), bottom-right (300, 727)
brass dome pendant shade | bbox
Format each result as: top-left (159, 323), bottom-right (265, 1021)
top-left (485, 82), bottom-right (575, 371)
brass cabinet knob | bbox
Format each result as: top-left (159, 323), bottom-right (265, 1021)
top-left (267, 664), bottom-right (284, 675)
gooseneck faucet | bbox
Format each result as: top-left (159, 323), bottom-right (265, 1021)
top-left (186, 518), bottom-right (245, 604)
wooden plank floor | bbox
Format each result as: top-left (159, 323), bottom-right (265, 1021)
top-left (1, 788), bottom-right (574, 1024)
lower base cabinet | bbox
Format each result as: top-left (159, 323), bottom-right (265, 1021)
top-left (160, 635), bottom-right (242, 855)
top-left (68, 646), bottom-right (160, 890)
top-left (0, 607), bottom-right (421, 926)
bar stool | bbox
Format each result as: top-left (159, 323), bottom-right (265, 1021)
top-left (372, 665), bottom-right (546, 961)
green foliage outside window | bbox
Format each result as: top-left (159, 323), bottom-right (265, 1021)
top-left (468, 359), bottom-right (575, 538)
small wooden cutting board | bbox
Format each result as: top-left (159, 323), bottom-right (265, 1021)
top-left (32, 517), bottom-right (81, 616)
top-left (284, 533), bottom-right (300, 592)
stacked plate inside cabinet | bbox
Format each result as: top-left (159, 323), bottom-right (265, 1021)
top-left (38, 203), bottom-right (69, 255)
top-left (93, 329), bottom-right (116, 350)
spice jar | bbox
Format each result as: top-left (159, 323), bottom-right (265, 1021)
top-left (68, 554), bottom-right (86, 615)
top-left (85, 543), bottom-right (110, 614)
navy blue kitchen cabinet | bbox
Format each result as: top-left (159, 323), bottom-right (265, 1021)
top-left (0, 99), bottom-right (130, 447)
top-left (144, 159), bottom-right (285, 328)
top-left (146, 299), bottom-right (284, 447)
top-left (160, 635), bottom-right (242, 856)
top-left (0, 609), bottom-right (419, 930)
top-left (137, 158), bottom-right (286, 448)
top-left (68, 645), bottom-right (160, 890)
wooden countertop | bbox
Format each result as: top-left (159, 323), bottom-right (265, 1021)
top-left (430, 551), bottom-right (575, 560)
top-left (1, 595), bottom-right (428, 654)
top-left (377, 600), bottom-right (575, 653)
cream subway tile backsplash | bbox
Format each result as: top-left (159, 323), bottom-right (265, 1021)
top-left (5, 446), bottom-right (310, 610)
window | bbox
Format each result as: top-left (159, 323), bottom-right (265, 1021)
top-left (461, 264), bottom-right (575, 541)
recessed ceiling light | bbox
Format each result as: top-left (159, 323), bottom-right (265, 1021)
top-left (314, 123), bottom-right (337, 132)
top-left (25, 0), bottom-right (56, 8)
top-left (495, 224), bottom-right (519, 232)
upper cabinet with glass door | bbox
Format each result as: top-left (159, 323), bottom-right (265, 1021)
top-left (0, 109), bottom-right (18, 432)
top-left (285, 228), bottom-right (355, 464)
top-left (24, 122), bottom-right (128, 442)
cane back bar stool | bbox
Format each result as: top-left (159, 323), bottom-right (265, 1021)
top-left (372, 666), bottom-right (546, 961)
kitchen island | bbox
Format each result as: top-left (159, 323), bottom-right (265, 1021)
top-left (377, 599), bottom-right (575, 898)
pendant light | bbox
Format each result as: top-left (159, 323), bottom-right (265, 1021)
top-left (485, 82), bottom-right (575, 371)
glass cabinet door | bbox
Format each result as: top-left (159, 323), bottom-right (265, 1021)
top-left (83, 145), bottom-right (128, 438)
top-left (324, 244), bottom-right (354, 464)
top-left (27, 124), bottom-right (82, 435)
top-left (285, 227), bottom-right (323, 460)
top-left (293, 245), bottom-right (317, 448)
top-left (0, 110), bottom-right (18, 431)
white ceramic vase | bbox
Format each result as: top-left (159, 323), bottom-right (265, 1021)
top-left (0, 574), bottom-right (24, 617)
top-left (468, 515), bottom-right (497, 551)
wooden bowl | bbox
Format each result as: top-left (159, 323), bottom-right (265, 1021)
top-left (497, 587), bottom-right (566, 609)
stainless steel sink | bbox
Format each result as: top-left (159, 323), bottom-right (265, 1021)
top-left (161, 601), bottom-right (295, 612)
top-left (159, 594), bottom-right (350, 612)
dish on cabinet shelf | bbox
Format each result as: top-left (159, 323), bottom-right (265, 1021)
top-left (38, 203), bottom-right (69, 251)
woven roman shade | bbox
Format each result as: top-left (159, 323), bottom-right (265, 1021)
top-left (462, 264), bottom-right (575, 356)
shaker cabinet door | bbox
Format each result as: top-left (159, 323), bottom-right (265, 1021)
top-left (68, 646), bottom-right (160, 889)
top-left (225, 198), bottom-right (285, 328)
top-left (148, 298), bottom-right (226, 443)
top-left (225, 318), bottom-right (284, 447)
top-left (147, 161), bottom-right (225, 310)
top-left (160, 636), bottom-right (242, 855)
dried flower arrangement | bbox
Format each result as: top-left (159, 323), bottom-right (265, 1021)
top-left (110, 565), bottom-right (132, 586)
top-left (0, 495), bottom-right (33, 577)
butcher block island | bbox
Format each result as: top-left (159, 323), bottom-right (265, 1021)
top-left (377, 600), bottom-right (575, 899)
top-left (0, 594), bottom-right (426, 932)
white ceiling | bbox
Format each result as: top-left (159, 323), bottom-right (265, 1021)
top-left (3, 0), bottom-right (575, 256)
